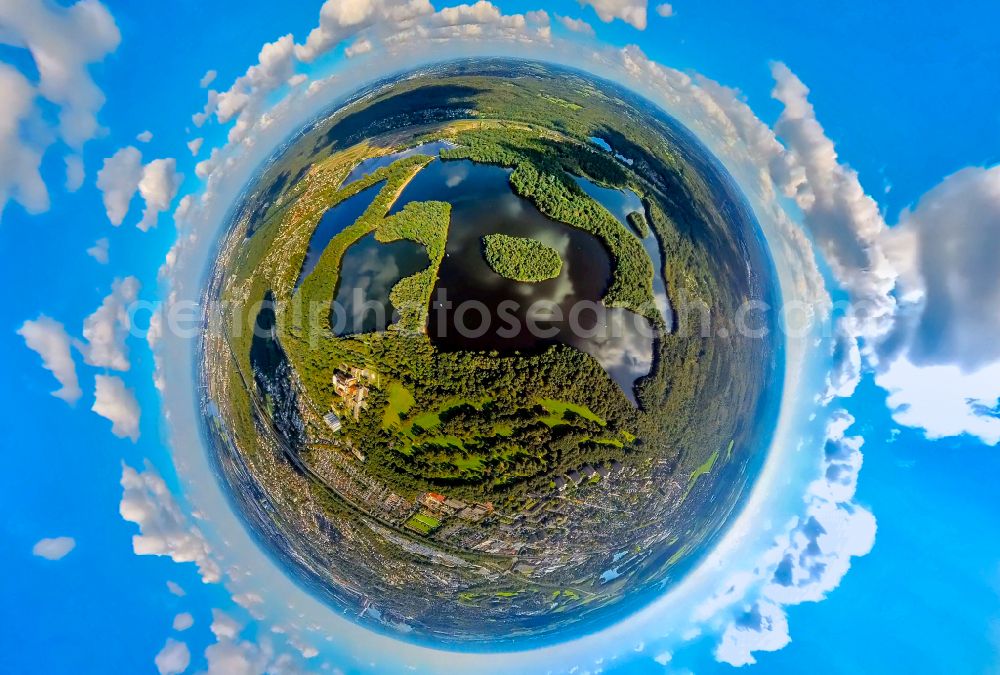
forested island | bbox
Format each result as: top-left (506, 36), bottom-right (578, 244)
top-left (482, 233), bottom-right (562, 281)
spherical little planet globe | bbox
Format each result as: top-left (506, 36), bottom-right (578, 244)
top-left (200, 58), bottom-right (782, 646)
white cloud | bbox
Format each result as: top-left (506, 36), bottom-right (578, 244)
top-left (138, 158), bottom-right (183, 231)
top-left (65, 154), bottom-right (85, 192)
top-left (709, 411), bottom-right (875, 666)
top-left (173, 612), bottom-right (195, 632)
top-left (822, 319), bottom-right (861, 403)
top-left (202, 610), bottom-right (302, 675)
top-left (97, 146), bottom-right (143, 226)
top-left (18, 315), bottom-right (82, 404)
top-left (655, 2), bottom-right (673, 17)
top-left (715, 600), bottom-right (789, 667)
top-left (119, 461), bottom-right (222, 583)
top-left (0, 0), bottom-right (120, 145)
top-left (211, 609), bottom-right (243, 640)
top-left (92, 374), bottom-right (141, 441)
top-left (187, 137), bottom-right (204, 157)
top-left (881, 165), bottom-right (1000, 371)
top-left (766, 66), bottom-right (1000, 445)
top-left (98, 147), bottom-right (183, 229)
top-left (0, 64), bottom-right (48, 217)
top-left (32, 536), bottom-right (76, 560)
top-left (200, 69), bottom-right (217, 88)
top-left (770, 62), bottom-right (897, 344)
top-left (579, 0), bottom-right (647, 29)
top-left (137, 130), bottom-right (153, 143)
top-left (877, 356), bottom-right (1000, 445)
top-left (87, 236), bottom-right (110, 264)
top-left (155, 638), bottom-right (190, 675)
top-left (558, 15), bottom-right (596, 36)
top-left (344, 37), bottom-right (373, 57)
top-left (166, 580), bottom-right (186, 597)
top-left (294, 0), bottom-right (434, 63)
top-left (0, 0), bottom-right (120, 218)
top-left (287, 73), bottom-right (308, 87)
top-left (194, 34), bottom-right (302, 150)
top-left (81, 276), bottom-right (140, 371)
top-left (383, 3), bottom-right (552, 50)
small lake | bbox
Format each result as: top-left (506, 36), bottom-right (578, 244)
top-left (331, 232), bottom-right (429, 336)
top-left (572, 176), bottom-right (672, 329)
top-left (389, 158), bottom-right (654, 399)
top-left (297, 181), bottom-right (384, 286)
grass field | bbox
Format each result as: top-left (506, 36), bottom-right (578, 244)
top-left (539, 399), bottom-right (606, 427)
top-left (404, 512), bottom-right (442, 534)
top-left (382, 381), bottom-right (415, 428)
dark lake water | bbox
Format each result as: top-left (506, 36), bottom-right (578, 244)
top-left (387, 158), bottom-right (654, 399)
top-left (297, 180), bottom-right (384, 286)
top-left (331, 232), bottom-right (429, 336)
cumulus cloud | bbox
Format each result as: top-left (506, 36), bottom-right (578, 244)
top-left (173, 612), bottom-right (194, 632)
top-left (119, 461), bottom-right (222, 583)
top-left (17, 315), bottom-right (82, 404)
top-left (211, 609), bottom-right (243, 640)
top-left (155, 638), bottom-right (190, 675)
top-left (715, 599), bottom-right (789, 667)
top-left (97, 147), bottom-right (183, 229)
top-left (882, 166), bottom-right (1000, 371)
top-left (65, 154), bottom-right (85, 192)
top-left (0, 0), bottom-right (119, 217)
top-left (655, 3), bottom-right (673, 17)
top-left (877, 356), bottom-right (1000, 445)
top-left (166, 580), bottom-right (186, 597)
top-left (759, 63), bottom-right (1000, 446)
top-left (294, 0), bottom-right (434, 63)
top-left (199, 34), bottom-right (298, 147)
top-left (87, 237), bottom-right (110, 264)
top-left (708, 412), bottom-right (875, 666)
top-left (0, 64), bottom-right (48, 217)
top-left (187, 138), bottom-right (204, 156)
top-left (200, 69), bottom-right (217, 88)
top-left (32, 536), bottom-right (76, 560)
top-left (137, 130), bottom-right (153, 143)
top-left (97, 146), bottom-right (144, 226)
top-left (579, 0), bottom-right (647, 29)
top-left (201, 610), bottom-right (303, 675)
top-left (558, 15), bottom-right (596, 36)
top-left (92, 374), bottom-right (141, 441)
top-left (770, 62), bottom-right (897, 344)
top-left (344, 37), bottom-right (373, 57)
top-left (768, 65), bottom-right (1000, 444)
top-left (81, 276), bottom-right (140, 371)
top-left (137, 158), bottom-right (183, 231)
top-left (822, 319), bottom-right (861, 402)
top-left (383, 3), bottom-right (552, 50)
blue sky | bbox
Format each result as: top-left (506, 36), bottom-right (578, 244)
top-left (3, 1), bottom-right (1000, 673)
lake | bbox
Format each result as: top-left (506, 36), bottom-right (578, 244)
top-left (297, 180), bottom-right (385, 286)
top-left (388, 158), bottom-right (655, 399)
top-left (330, 232), bottom-right (429, 336)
